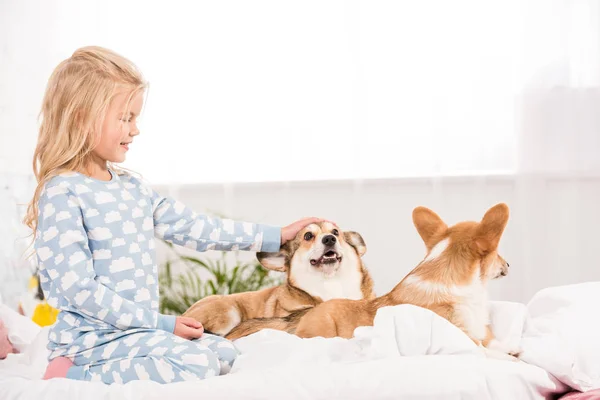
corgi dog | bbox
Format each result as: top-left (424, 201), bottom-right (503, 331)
top-left (227, 204), bottom-right (518, 359)
top-left (183, 222), bottom-right (375, 336)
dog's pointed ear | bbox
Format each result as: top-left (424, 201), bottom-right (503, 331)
top-left (412, 206), bottom-right (448, 249)
top-left (343, 231), bottom-right (367, 257)
top-left (474, 203), bottom-right (509, 255)
top-left (257, 248), bottom-right (289, 272)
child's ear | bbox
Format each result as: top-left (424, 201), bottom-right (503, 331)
top-left (474, 203), bottom-right (510, 255)
top-left (412, 206), bottom-right (448, 250)
top-left (343, 231), bottom-right (367, 257)
top-left (257, 247), bottom-right (289, 272)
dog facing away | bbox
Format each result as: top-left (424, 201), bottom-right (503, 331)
top-left (182, 222), bottom-right (375, 336)
top-left (227, 204), bottom-right (518, 359)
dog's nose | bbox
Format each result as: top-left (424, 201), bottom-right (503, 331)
top-left (322, 235), bottom-right (337, 246)
top-left (507, 262), bottom-right (510, 268)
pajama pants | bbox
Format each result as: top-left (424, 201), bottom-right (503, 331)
top-left (59, 329), bottom-right (239, 384)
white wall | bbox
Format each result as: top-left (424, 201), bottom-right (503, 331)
top-left (151, 175), bottom-right (600, 304)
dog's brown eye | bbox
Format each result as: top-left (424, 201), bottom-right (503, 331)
top-left (332, 229), bottom-right (339, 236)
top-left (304, 232), bottom-right (314, 241)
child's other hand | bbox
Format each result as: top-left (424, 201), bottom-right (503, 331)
top-left (281, 217), bottom-right (336, 245)
top-left (174, 316), bottom-right (204, 340)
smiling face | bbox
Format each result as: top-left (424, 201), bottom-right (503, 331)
top-left (256, 222), bottom-right (367, 279)
top-left (300, 222), bottom-right (344, 276)
top-left (92, 89), bottom-right (144, 164)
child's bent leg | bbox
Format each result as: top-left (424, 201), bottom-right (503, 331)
top-left (192, 333), bottom-right (239, 374)
top-left (79, 352), bottom-right (221, 384)
top-left (66, 330), bottom-right (222, 384)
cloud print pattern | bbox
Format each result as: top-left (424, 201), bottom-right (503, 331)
top-left (35, 170), bottom-right (281, 384)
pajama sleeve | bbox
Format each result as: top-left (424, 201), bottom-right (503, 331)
top-left (147, 187), bottom-right (281, 253)
top-left (36, 185), bottom-right (176, 333)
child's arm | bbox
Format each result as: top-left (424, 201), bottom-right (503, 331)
top-left (36, 186), bottom-right (175, 333)
top-left (149, 188), bottom-right (282, 253)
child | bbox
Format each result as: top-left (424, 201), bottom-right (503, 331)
top-left (23, 46), bottom-right (327, 385)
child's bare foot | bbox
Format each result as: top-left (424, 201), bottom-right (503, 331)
top-left (43, 357), bottom-right (74, 379)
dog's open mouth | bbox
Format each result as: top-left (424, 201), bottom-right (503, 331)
top-left (310, 250), bottom-right (342, 266)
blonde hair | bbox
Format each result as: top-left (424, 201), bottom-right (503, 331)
top-left (24, 46), bottom-right (147, 240)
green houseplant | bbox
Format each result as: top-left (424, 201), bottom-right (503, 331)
top-left (158, 241), bottom-right (283, 315)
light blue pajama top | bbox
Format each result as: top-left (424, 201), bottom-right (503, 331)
top-left (34, 169), bottom-right (280, 357)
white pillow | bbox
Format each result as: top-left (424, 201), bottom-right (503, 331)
top-left (519, 282), bottom-right (600, 392)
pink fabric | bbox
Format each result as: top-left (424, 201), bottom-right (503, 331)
top-left (560, 390), bottom-right (600, 399)
top-left (43, 357), bottom-right (74, 380)
top-left (0, 320), bottom-right (18, 359)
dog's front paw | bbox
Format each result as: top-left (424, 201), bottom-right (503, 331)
top-left (482, 347), bottom-right (519, 362)
top-left (486, 340), bottom-right (522, 361)
top-left (507, 347), bottom-right (522, 358)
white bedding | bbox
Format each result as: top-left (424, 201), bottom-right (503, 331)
top-left (519, 282), bottom-right (600, 392)
top-left (0, 354), bottom-right (566, 400)
top-left (0, 301), bottom-right (568, 400)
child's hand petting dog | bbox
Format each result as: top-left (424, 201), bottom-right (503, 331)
top-left (281, 217), bottom-right (336, 245)
top-left (174, 316), bottom-right (204, 340)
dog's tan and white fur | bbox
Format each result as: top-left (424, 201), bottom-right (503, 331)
top-left (183, 222), bottom-right (375, 336)
top-left (228, 204), bottom-right (518, 359)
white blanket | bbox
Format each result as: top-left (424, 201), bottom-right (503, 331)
top-left (519, 282), bottom-right (600, 392)
top-left (231, 303), bottom-right (512, 373)
top-left (0, 301), bottom-right (566, 400)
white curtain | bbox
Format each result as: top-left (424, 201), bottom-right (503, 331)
top-left (510, 0), bottom-right (600, 301)
top-left (1, 0), bottom-right (599, 304)
top-left (517, 0), bottom-right (600, 174)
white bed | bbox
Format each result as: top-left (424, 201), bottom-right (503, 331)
top-left (3, 282), bottom-right (600, 400)
top-left (0, 354), bottom-right (566, 400)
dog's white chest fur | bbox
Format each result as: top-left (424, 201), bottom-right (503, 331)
top-left (405, 270), bottom-right (490, 340)
top-left (292, 256), bottom-right (364, 302)
top-left (452, 276), bottom-right (489, 340)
